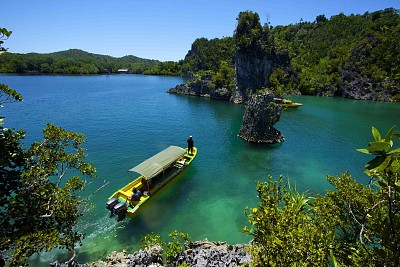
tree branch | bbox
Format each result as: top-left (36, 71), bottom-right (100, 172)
top-left (80, 180), bottom-right (109, 202)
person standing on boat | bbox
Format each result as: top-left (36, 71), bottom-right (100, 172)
top-left (187, 135), bottom-right (194, 155)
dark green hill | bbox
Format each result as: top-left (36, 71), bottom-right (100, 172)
top-left (49, 49), bottom-right (113, 59)
top-left (177, 8), bottom-right (400, 101)
top-left (0, 49), bottom-right (159, 74)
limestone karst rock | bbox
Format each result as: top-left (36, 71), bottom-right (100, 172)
top-left (238, 92), bottom-right (285, 144)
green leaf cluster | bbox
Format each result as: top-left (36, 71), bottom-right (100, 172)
top-left (141, 230), bottom-right (190, 264)
top-left (0, 27), bottom-right (12, 52)
top-left (357, 126), bottom-right (400, 177)
top-left (244, 126), bottom-right (400, 266)
top-left (1, 123), bottom-right (97, 265)
top-left (243, 176), bottom-right (332, 266)
top-left (0, 124), bottom-right (97, 265)
top-left (0, 27), bottom-right (100, 266)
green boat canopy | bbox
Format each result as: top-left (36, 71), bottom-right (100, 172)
top-left (128, 146), bottom-right (186, 179)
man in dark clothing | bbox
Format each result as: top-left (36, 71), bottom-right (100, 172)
top-left (131, 188), bottom-right (142, 201)
top-left (128, 188), bottom-right (142, 207)
top-left (187, 136), bottom-right (194, 155)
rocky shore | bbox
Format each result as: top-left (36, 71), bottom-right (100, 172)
top-left (168, 80), bottom-right (232, 101)
top-left (50, 240), bottom-right (251, 267)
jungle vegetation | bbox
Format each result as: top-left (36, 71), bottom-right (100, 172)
top-left (243, 126), bottom-right (400, 266)
top-left (181, 8), bottom-right (400, 99)
top-left (1, 28), bottom-right (100, 266)
top-left (2, 8), bottom-right (398, 99)
top-left (0, 48), bottom-right (160, 75)
top-left (269, 8), bottom-right (400, 98)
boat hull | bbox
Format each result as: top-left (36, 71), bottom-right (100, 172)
top-left (108, 147), bottom-right (197, 219)
top-left (282, 103), bottom-right (302, 109)
top-left (274, 98), bottom-right (302, 109)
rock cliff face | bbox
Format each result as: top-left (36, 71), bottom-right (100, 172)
top-left (168, 80), bottom-right (232, 100)
top-left (312, 70), bottom-right (397, 101)
top-left (337, 69), bottom-right (395, 101)
top-left (50, 240), bottom-right (250, 267)
top-left (238, 93), bottom-right (284, 144)
top-left (232, 49), bottom-right (274, 104)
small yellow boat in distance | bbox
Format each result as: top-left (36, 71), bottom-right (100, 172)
top-left (274, 98), bottom-right (302, 109)
top-left (106, 145), bottom-right (197, 219)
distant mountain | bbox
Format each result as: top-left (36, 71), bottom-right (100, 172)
top-left (0, 49), bottom-right (162, 75)
top-left (48, 49), bottom-right (158, 64)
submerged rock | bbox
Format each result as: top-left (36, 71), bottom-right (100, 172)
top-left (238, 92), bottom-right (284, 144)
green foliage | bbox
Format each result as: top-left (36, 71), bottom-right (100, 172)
top-left (0, 49), bottom-right (160, 75)
top-left (181, 37), bottom-right (235, 77)
top-left (270, 8), bottom-right (400, 98)
top-left (143, 60), bottom-right (183, 76)
top-left (0, 123), bottom-right (97, 265)
top-left (235, 11), bottom-right (274, 57)
top-left (186, 70), bottom-right (215, 86)
top-left (357, 126), bottom-right (400, 176)
top-left (0, 28), bottom-right (22, 112)
top-left (165, 230), bottom-right (190, 263)
top-left (141, 232), bottom-right (165, 249)
top-left (267, 67), bottom-right (297, 97)
top-left (1, 27), bottom-right (99, 266)
top-left (141, 230), bottom-right (190, 264)
top-left (244, 126), bottom-right (400, 266)
top-left (0, 27), bottom-right (12, 52)
top-left (211, 61), bottom-right (236, 91)
top-left (243, 176), bottom-right (332, 266)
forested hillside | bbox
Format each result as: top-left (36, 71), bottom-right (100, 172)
top-left (0, 49), bottom-right (160, 74)
top-left (270, 8), bottom-right (400, 100)
top-left (1, 8), bottom-right (399, 101)
top-left (179, 8), bottom-right (400, 101)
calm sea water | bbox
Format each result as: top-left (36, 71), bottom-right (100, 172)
top-left (1, 74), bottom-right (399, 265)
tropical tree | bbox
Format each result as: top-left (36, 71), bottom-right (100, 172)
top-left (141, 230), bottom-right (190, 264)
top-left (354, 126), bottom-right (400, 265)
top-left (0, 123), bottom-right (98, 266)
top-left (244, 126), bottom-right (400, 266)
top-left (243, 176), bottom-right (332, 266)
top-left (211, 61), bottom-right (236, 91)
top-left (0, 27), bottom-right (100, 266)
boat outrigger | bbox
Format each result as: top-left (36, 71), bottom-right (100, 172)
top-left (106, 145), bottom-right (197, 219)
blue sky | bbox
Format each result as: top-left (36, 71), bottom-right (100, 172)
top-left (2, 0), bottom-right (399, 61)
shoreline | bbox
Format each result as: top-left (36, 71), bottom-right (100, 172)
top-left (50, 240), bottom-right (251, 267)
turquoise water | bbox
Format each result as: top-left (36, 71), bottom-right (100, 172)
top-left (1, 74), bottom-right (400, 265)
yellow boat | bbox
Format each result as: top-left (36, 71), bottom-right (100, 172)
top-left (106, 145), bottom-right (197, 219)
top-left (274, 98), bottom-right (302, 109)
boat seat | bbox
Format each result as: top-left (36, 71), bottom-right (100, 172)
top-left (135, 182), bottom-right (143, 189)
top-left (118, 190), bottom-right (131, 198)
top-left (177, 159), bottom-right (186, 165)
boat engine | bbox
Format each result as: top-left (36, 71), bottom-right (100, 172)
top-left (113, 202), bottom-right (127, 220)
top-left (106, 198), bottom-right (119, 210)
